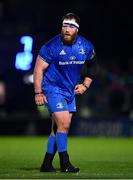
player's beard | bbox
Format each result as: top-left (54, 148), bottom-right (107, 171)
top-left (61, 31), bottom-right (77, 45)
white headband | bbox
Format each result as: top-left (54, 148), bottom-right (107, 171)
top-left (62, 20), bottom-right (79, 28)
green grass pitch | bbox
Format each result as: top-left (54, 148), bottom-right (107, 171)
top-left (0, 136), bottom-right (133, 179)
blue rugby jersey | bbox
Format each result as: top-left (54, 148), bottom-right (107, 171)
top-left (39, 34), bottom-right (94, 101)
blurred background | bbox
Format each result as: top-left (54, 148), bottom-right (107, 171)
top-left (0, 0), bottom-right (133, 136)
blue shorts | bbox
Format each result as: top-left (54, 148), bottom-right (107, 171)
top-left (45, 96), bottom-right (76, 113)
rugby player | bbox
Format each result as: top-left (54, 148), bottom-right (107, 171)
top-left (33, 12), bottom-right (97, 173)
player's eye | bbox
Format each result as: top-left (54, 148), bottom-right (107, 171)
top-left (69, 26), bottom-right (74, 28)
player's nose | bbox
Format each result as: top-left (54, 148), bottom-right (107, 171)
top-left (65, 26), bottom-right (71, 31)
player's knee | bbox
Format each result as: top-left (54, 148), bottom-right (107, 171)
top-left (63, 122), bottom-right (70, 131)
top-left (58, 121), bottom-right (71, 132)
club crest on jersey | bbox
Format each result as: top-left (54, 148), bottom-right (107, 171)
top-left (79, 48), bottom-right (85, 54)
top-left (59, 50), bottom-right (66, 55)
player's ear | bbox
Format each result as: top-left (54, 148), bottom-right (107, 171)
top-left (76, 28), bottom-right (79, 33)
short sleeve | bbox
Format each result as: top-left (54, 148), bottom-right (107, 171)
top-left (38, 45), bottom-right (53, 64)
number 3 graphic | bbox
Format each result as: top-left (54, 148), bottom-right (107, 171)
top-left (15, 36), bottom-right (33, 70)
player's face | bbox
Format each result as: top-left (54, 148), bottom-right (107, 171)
top-left (61, 19), bottom-right (78, 44)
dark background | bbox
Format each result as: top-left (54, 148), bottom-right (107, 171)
top-left (0, 0), bottom-right (133, 135)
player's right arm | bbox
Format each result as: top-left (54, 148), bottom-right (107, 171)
top-left (33, 55), bottom-right (49, 106)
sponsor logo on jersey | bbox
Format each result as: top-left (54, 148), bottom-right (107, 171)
top-left (56, 102), bottom-right (64, 109)
top-left (70, 56), bottom-right (76, 60)
top-left (59, 61), bottom-right (85, 65)
top-left (59, 50), bottom-right (66, 55)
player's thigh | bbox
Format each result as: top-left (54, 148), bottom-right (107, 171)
top-left (69, 113), bottom-right (73, 120)
top-left (51, 113), bottom-right (73, 132)
top-left (52, 111), bottom-right (71, 128)
top-left (46, 96), bottom-right (73, 127)
top-left (67, 98), bottom-right (75, 121)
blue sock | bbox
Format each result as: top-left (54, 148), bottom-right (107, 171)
top-left (47, 134), bottom-right (56, 154)
top-left (56, 132), bottom-right (67, 152)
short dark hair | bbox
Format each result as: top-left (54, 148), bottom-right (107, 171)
top-left (61, 13), bottom-right (80, 25)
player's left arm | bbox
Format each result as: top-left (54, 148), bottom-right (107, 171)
top-left (75, 50), bottom-right (97, 94)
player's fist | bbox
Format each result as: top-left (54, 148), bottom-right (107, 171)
top-left (35, 94), bottom-right (47, 106)
top-left (74, 84), bottom-right (87, 94)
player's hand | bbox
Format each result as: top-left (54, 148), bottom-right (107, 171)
top-left (74, 84), bottom-right (87, 95)
top-left (35, 93), bottom-right (47, 106)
